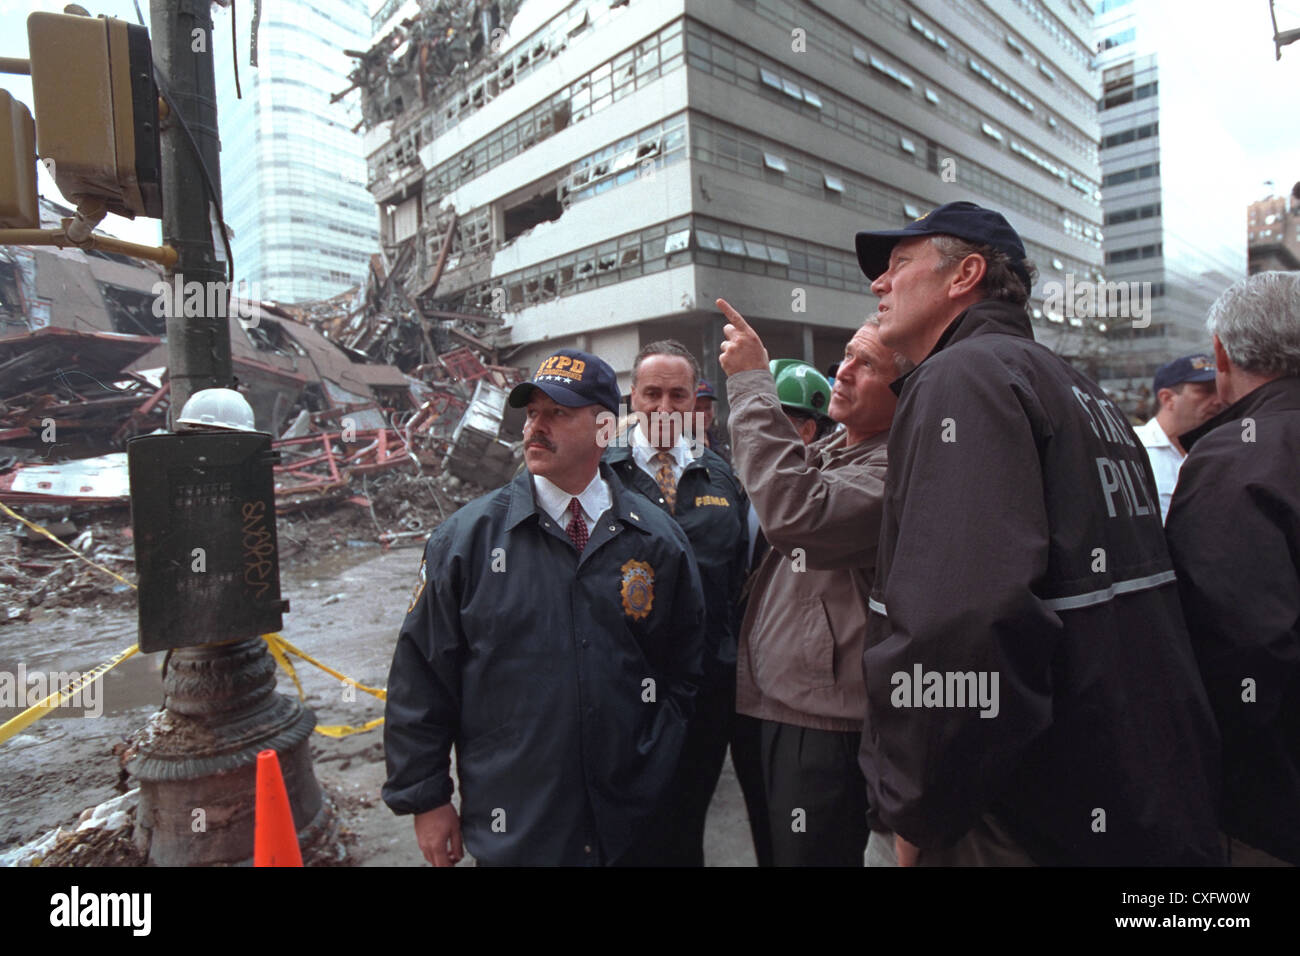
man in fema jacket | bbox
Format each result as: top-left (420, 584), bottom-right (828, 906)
top-left (382, 348), bottom-right (706, 866)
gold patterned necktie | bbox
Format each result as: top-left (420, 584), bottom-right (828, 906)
top-left (651, 450), bottom-right (677, 513)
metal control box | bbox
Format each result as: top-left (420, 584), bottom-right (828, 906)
top-left (128, 431), bottom-right (287, 652)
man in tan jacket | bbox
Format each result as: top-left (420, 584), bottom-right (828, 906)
top-left (717, 299), bottom-right (905, 866)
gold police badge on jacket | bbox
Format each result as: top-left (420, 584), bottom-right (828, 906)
top-left (620, 558), bottom-right (654, 620)
top-left (407, 558), bottom-right (427, 613)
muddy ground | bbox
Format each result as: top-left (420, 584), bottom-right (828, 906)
top-left (0, 518), bottom-right (757, 867)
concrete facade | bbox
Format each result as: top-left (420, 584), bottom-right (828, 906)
top-left (361, 0), bottom-right (1103, 403)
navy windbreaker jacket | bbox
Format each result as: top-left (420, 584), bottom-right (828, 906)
top-left (859, 299), bottom-right (1224, 865)
top-left (382, 462), bottom-right (706, 865)
top-left (1167, 375), bottom-right (1300, 864)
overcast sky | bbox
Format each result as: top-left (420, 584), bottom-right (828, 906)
top-left (2, 0), bottom-right (1297, 248)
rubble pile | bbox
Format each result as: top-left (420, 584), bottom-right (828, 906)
top-left (1, 516), bottom-right (137, 622)
top-left (281, 248), bottom-right (510, 382)
top-left (0, 328), bottom-right (168, 462)
top-left (278, 469), bottom-right (491, 558)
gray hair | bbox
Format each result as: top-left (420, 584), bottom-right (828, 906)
top-left (930, 235), bottom-right (1037, 307)
top-left (862, 315), bottom-right (917, 376)
top-left (1205, 271), bottom-right (1300, 378)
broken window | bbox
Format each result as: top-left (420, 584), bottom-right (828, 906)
top-left (552, 100), bottom-right (570, 133)
top-left (502, 183), bottom-right (564, 241)
top-left (100, 284), bottom-right (165, 336)
top-left (243, 318), bottom-right (304, 357)
top-left (0, 258), bottom-right (22, 327)
top-left (665, 230), bottom-right (691, 254)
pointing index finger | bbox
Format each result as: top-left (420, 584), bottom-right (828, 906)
top-left (716, 298), bottom-right (753, 333)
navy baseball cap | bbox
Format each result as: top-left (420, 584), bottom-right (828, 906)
top-left (1153, 353), bottom-right (1216, 393)
top-left (508, 348), bottom-right (621, 415)
top-left (855, 200), bottom-right (1032, 289)
top-left (695, 379), bottom-right (717, 400)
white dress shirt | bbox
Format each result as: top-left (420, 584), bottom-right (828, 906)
top-left (1133, 415), bottom-right (1185, 524)
top-left (532, 471), bottom-right (611, 532)
top-left (629, 421), bottom-right (701, 487)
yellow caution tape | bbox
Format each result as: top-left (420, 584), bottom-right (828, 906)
top-left (262, 632), bottom-right (305, 700)
top-left (0, 645), bottom-right (139, 746)
top-left (314, 716), bottom-right (387, 739)
top-left (1, 501), bottom-right (384, 739)
top-left (262, 633), bottom-right (387, 738)
top-left (263, 632), bottom-right (387, 702)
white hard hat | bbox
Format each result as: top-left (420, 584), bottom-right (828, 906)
top-left (176, 388), bottom-right (257, 432)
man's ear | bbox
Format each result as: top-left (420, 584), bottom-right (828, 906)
top-left (1156, 386), bottom-right (1176, 412)
top-left (1212, 335), bottom-right (1230, 373)
top-left (947, 253), bottom-right (987, 299)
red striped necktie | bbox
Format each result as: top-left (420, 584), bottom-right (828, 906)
top-left (566, 497), bottom-right (588, 553)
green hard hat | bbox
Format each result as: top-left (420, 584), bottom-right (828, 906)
top-left (769, 359), bottom-right (832, 417)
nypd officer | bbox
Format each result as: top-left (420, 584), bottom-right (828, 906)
top-left (382, 348), bottom-right (707, 866)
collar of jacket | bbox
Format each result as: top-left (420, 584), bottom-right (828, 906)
top-left (810, 425), bottom-right (887, 463)
top-left (604, 428), bottom-right (714, 480)
top-left (1180, 374), bottom-right (1300, 453)
top-left (889, 299), bottom-right (1036, 396)
top-left (504, 460), bottom-right (655, 534)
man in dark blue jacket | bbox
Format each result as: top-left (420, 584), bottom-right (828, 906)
top-left (854, 201), bottom-right (1223, 866)
top-left (382, 348), bottom-right (706, 866)
top-left (1167, 271), bottom-right (1300, 866)
top-left (605, 340), bottom-right (751, 866)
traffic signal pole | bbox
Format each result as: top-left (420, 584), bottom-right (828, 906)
top-left (123, 1), bottom-right (332, 866)
top-left (150, 0), bottom-right (231, 419)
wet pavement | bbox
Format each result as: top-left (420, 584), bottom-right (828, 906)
top-left (0, 541), bottom-right (757, 865)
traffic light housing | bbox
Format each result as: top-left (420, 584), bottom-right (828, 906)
top-left (26, 11), bottom-right (162, 220)
top-left (0, 90), bottom-right (38, 228)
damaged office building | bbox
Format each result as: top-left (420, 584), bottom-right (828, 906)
top-left (350, 0), bottom-right (1104, 398)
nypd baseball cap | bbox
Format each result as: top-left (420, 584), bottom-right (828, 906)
top-left (508, 348), bottom-right (622, 415)
top-left (1153, 353), bottom-right (1216, 393)
top-left (855, 200), bottom-right (1032, 289)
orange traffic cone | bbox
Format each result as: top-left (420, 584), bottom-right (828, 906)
top-left (254, 749), bottom-right (303, 867)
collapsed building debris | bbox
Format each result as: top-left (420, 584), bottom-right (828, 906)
top-left (0, 329), bottom-right (168, 460)
top-left (346, 1), bottom-right (528, 132)
top-left (2, 198), bottom-right (524, 480)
